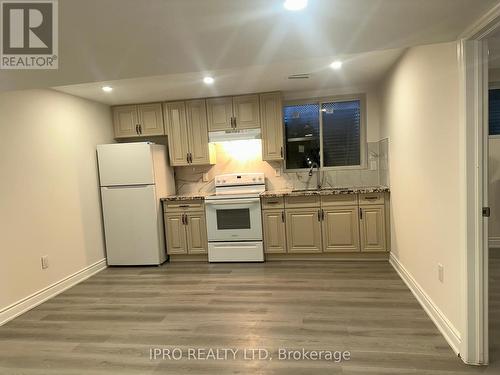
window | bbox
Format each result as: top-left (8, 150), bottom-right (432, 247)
top-left (489, 88), bottom-right (500, 136)
top-left (283, 96), bottom-right (365, 170)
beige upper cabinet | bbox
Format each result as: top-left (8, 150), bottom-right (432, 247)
top-left (233, 94), bottom-right (260, 129)
top-left (165, 100), bottom-right (215, 166)
top-left (113, 105), bottom-right (139, 138)
top-left (206, 97), bottom-right (233, 131)
top-left (165, 213), bottom-right (187, 255)
top-left (164, 102), bottom-right (190, 166)
top-left (207, 94), bottom-right (260, 131)
top-left (260, 92), bottom-right (284, 161)
top-left (186, 100), bottom-right (211, 165)
top-left (360, 205), bottom-right (386, 252)
top-left (322, 207), bottom-right (360, 252)
top-left (262, 209), bottom-right (287, 254)
top-left (137, 103), bottom-right (164, 136)
top-left (286, 208), bottom-right (322, 253)
top-left (113, 103), bottom-right (164, 139)
top-left (185, 212), bottom-right (208, 254)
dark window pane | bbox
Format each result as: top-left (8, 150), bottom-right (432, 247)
top-left (284, 103), bottom-right (320, 169)
top-left (489, 89), bottom-right (500, 135)
top-left (321, 100), bottom-right (361, 167)
top-left (216, 209), bottom-right (251, 230)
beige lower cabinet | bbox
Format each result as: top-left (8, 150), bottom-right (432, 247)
top-left (165, 213), bottom-right (187, 254)
top-left (359, 205), bottom-right (386, 252)
top-left (185, 212), bottom-right (208, 254)
top-left (322, 206), bottom-right (360, 252)
top-left (262, 209), bottom-right (287, 254)
top-left (285, 208), bottom-right (322, 253)
top-left (164, 208), bottom-right (208, 255)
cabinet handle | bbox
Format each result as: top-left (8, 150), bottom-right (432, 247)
top-left (359, 208), bottom-right (363, 220)
top-left (179, 205), bottom-right (189, 208)
top-left (280, 146), bottom-right (283, 158)
top-left (184, 214), bottom-right (189, 225)
top-left (186, 153), bottom-right (190, 163)
top-left (364, 196), bottom-right (378, 200)
top-left (139, 124), bottom-right (143, 135)
top-left (281, 211), bottom-right (285, 223)
top-left (189, 152), bottom-right (193, 163)
top-left (135, 124), bottom-right (139, 135)
top-left (321, 209), bottom-right (325, 221)
top-left (317, 209), bottom-right (321, 222)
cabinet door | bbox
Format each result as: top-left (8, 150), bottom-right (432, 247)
top-left (185, 212), bottom-right (208, 254)
top-left (322, 206), bottom-right (360, 252)
top-left (186, 100), bottom-right (211, 165)
top-left (165, 213), bottom-right (187, 254)
top-left (360, 205), bottom-right (386, 252)
top-left (262, 209), bottom-right (287, 254)
top-left (165, 102), bottom-right (190, 166)
top-left (113, 105), bottom-right (139, 138)
top-left (233, 94), bottom-right (260, 129)
top-left (138, 103), bottom-right (164, 136)
top-left (286, 208), bottom-right (322, 253)
top-left (207, 97), bottom-right (233, 131)
top-left (260, 92), bottom-right (283, 161)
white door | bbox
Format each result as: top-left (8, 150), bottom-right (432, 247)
top-left (101, 185), bottom-right (163, 265)
top-left (97, 143), bottom-right (155, 186)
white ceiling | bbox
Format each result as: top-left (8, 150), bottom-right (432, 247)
top-left (54, 48), bottom-right (404, 105)
top-left (1, 0), bottom-right (497, 93)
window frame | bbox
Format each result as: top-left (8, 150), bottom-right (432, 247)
top-left (489, 83), bottom-right (500, 138)
top-left (283, 93), bottom-right (367, 172)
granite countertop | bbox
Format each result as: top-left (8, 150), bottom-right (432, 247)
top-left (260, 186), bottom-right (390, 198)
top-left (161, 193), bottom-right (213, 202)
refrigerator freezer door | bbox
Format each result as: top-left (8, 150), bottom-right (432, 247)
top-left (97, 143), bottom-right (155, 186)
top-left (101, 185), bottom-right (165, 265)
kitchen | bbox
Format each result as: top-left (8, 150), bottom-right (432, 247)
top-left (97, 90), bottom-right (390, 265)
top-left (1, 0), bottom-right (498, 373)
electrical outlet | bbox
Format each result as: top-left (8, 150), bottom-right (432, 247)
top-left (202, 173), bottom-right (209, 182)
top-left (438, 263), bottom-right (444, 283)
top-left (41, 255), bottom-right (49, 270)
top-left (275, 168), bottom-right (281, 177)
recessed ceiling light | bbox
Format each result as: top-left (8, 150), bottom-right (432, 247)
top-left (203, 76), bottom-right (214, 84)
top-left (283, 0), bottom-right (307, 11)
top-left (330, 60), bottom-right (343, 70)
top-left (102, 86), bottom-right (113, 92)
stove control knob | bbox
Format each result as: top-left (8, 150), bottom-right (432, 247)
top-left (252, 178), bottom-right (256, 181)
top-left (222, 179), bottom-right (226, 183)
top-left (216, 180), bottom-right (220, 184)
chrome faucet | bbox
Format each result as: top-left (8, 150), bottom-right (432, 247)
top-left (308, 161), bottom-right (321, 190)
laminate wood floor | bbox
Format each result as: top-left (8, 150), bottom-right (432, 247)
top-left (0, 259), bottom-right (498, 374)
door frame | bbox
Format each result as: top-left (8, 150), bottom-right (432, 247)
top-left (457, 3), bottom-right (500, 365)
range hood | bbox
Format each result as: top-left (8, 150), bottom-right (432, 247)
top-left (209, 128), bottom-right (261, 143)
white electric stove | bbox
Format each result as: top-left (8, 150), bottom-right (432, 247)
top-left (205, 173), bottom-right (265, 262)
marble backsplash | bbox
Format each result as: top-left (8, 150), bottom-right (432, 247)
top-left (174, 139), bottom-right (390, 195)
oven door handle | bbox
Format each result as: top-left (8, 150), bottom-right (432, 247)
top-left (205, 198), bottom-right (260, 205)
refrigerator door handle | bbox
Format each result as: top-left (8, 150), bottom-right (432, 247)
top-left (102, 184), bottom-right (152, 189)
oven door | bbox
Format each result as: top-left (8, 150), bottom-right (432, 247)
top-left (205, 197), bottom-right (262, 241)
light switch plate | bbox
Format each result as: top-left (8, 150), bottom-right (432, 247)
top-left (41, 255), bottom-right (49, 270)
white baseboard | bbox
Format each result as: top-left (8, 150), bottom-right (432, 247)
top-left (0, 259), bottom-right (107, 326)
top-left (389, 253), bottom-right (462, 355)
top-left (489, 237), bottom-right (500, 248)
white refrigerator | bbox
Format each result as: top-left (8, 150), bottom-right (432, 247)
top-left (97, 142), bottom-right (175, 265)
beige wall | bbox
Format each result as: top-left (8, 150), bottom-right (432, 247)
top-left (490, 137), bottom-right (500, 245)
top-left (0, 89), bottom-right (114, 311)
top-left (380, 42), bottom-right (462, 333)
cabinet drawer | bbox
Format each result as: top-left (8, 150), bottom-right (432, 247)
top-left (321, 194), bottom-right (358, 207)
top-left (261, 196), bottom-right (284, 209)
top-left (359, 193), bottom-right (385, 205)
top-left (163, 200), bottom-right (204, 212)
top-left (285, 195), bottom-right (320, 208)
